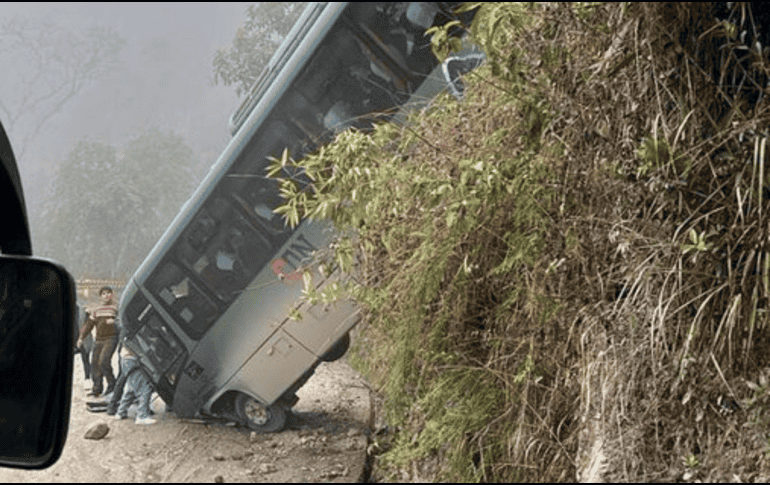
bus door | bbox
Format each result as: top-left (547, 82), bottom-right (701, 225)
top-left (218, 327), bottom-right (317, 408)
top-left (121, 285), bottom-right (189, 409)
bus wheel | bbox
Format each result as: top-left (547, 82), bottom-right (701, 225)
top-left (234, 393), bottom-right (287, 433)
top-left (321, 332), bottom-right (350, 362)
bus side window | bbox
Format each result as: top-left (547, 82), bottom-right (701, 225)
top-left (294, 41), bottom-right (343, 105)
top-left (280, 88), bottom-right (325, 153)
top-left (123, 293), bottom-right (151, 338)
top-left (231, 178), bottom-right (288, 236)
top-left (226, 120), bottom-right (301, 246)
top-left (295, 23), bottom-right (403, 135)
top-left (179, 197), bottom-right (273, 306)
top-left (350, 3), bottom-right (437, 77)
top-left (146, 258), bottom-right (218, 340)
top-left (185, 209), bottom-right (219, 254)
top-left (293, 28), bottom-right (363, 134)
top-left (137, 312), bottom-right (184, 374)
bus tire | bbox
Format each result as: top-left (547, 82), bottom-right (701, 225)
top-left (234, 393), bottom-right (287, 433)
top-left (321, 332), bottom-right (350, 362)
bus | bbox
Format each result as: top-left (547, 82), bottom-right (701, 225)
top-left (119, 2), bottom-right (481, 433)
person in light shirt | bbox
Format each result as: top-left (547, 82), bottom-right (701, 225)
top-left (112, 340), bottom-right (157, 425)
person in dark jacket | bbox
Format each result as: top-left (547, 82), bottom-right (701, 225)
top-left (105, 327), bottom-right (130, 416)
top-left (73, 303), bottom-right (93, 384)
top-left (77, 286), bottom-right (119, 397)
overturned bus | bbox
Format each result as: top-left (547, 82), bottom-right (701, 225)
top-left (119, 1), bottom-right (483, 432)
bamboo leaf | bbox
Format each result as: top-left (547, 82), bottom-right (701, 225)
top-left (303, 269), bottom-right (313, 292)
top-left (456, 2), bottom-right (482, 14)
top-left (447, 210), bottom-right (457, 229)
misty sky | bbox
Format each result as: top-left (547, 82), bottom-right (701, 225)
top-left (0, 2), bottom-right (274, 243)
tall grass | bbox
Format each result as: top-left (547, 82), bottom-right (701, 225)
top-left (270, 2), bottom-right (770, 481)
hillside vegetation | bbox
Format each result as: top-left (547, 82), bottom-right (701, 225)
top-left (270, 3), bottom-right (770, 481)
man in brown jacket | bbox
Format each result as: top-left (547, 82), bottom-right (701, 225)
top-left (77, 286), bottom-right (119, 397)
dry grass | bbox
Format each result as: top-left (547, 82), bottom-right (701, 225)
top-left (309, 2), bottom-right (770, 481)
top-left (526, 2), bottom-right (770, 481)
top-left (452, 2), bottom-right (770, 480)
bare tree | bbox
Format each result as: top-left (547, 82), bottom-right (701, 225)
top-left (0, 16), bottom-right (126, 160)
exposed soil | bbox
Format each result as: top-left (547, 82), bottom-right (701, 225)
top-left (0, 356), bottom-right (373, 483)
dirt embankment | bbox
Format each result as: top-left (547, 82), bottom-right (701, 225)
top-left (0, 357), bottom-right (373, 483)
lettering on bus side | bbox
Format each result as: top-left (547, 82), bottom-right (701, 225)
top-left (271, 233), bottom-right (318, 284)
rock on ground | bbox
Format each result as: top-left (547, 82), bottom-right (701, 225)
top-left (84, 422), bottom-right (109, 440)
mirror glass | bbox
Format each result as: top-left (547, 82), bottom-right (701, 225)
top-left (0, 255), bottom-right (74, 469)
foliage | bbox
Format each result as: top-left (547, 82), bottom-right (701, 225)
top-left (272, 1), bottom-right (770, 482)
top-left (40, 128), bottom-right (199, 280)
top-left (424, 20), bottom-right (465, 63)
top-left (461, 2), bottom-right (535, 82)
top-left (211, 2), bottom-right (304, 98)
top-left (269, 3), bottom-right (568, 478)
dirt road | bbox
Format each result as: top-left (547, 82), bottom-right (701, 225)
top-left (0, 356), bottom-right (373, 483)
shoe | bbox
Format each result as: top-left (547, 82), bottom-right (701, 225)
top-left (135, 417), bottom-right (157, 425)
top-left (113, 414), bottom-right (128, 420)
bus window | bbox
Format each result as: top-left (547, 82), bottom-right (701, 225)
top-left (177, 197), bottom-right (273, 306)
top-left (280, 88), bottom-right (326, 154)
top-left (350, 3), bottom-right (439, 76)
top-left (294, 21), bottom-right (415, 135)
top-left (231, 177), bottom-right (291, 245)
top-left (183, 207), bottom-right (219, 255)
top-left (146, 258), bottom-right (219, 340)
top-left (135, 311), bottom-right (185, 376)
top-left (122, 290), bottom-right (151, 338)
top-left (225, 120), bottom-right (306, 243)
top-left (292, 33), bottom-right (344, 106)
top-left (406, 2), bottom-right (440, 30)
top-left (231, 120), bottom-right (301, 179)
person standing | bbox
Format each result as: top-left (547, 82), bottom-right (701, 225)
top-left (105, 323), bottom-right (149, 417)
top-left (92, 316), bottom-right (154, 418)
top-left (113, 343), bottom-right (157, 425)
top-left (77, 286), bottom-right (119, 397)
top-left (73, 302), bottom-right (93, 388)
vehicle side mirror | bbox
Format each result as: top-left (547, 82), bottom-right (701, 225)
top-left (0, 255), bottom-right (75, 469)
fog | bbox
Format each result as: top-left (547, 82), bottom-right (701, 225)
top-left (0, 2), bottom-right (255, 248)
